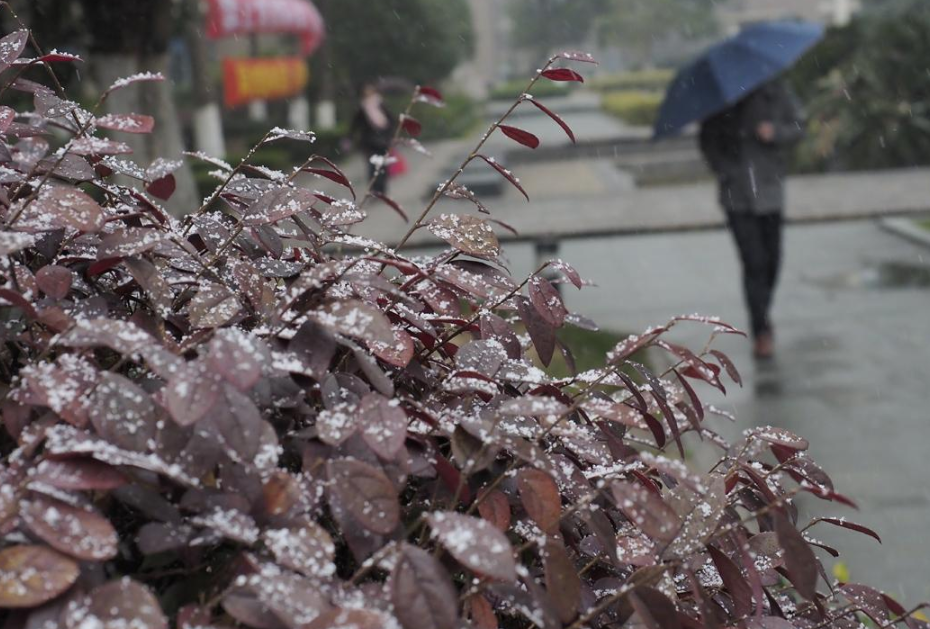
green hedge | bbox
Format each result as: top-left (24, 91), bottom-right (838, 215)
top-left (589, 69), bottom-right (674, 93)
top-left (600, 90), bottom-right (663, 127)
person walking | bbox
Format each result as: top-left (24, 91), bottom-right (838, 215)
top-left (699, 78), bottom-right (805, 359)
top-left (347, 83), bottom-right (395, 195)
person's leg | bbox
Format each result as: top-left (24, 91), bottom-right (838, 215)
top-left (727, 212), bottom-right (771, 339)
top-left (757, 213), bottom-right (784, 331)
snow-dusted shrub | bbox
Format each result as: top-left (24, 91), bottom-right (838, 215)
top-left (0, 26), bottom-right (921, 629)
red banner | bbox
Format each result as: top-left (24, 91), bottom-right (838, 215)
top-left (223, 57), bottom-right (310, 108)
top-left (206, 0), bottom-right (325, 54)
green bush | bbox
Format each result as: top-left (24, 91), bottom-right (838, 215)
top-left (788, 1), bottom-right (930, 172)
top-left (589, 68), bottom-right (674, 93)
top-left (489, 77), bottom-right (569, 101)
top-left (408, 93), bottom-right (481, 141)
top-left (600, 90), bottom-right (663, 126)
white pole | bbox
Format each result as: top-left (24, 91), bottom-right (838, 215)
top-left (833, 0), bottom-right (852, 26)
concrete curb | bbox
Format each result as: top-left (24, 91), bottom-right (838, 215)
top-left (878, 217), bottom-right (930, 249)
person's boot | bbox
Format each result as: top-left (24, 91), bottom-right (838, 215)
top-left (753, 330), bottom-right (775, 359)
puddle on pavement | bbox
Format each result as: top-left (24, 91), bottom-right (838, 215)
top-left (807, 261), bottom-right (930, 290)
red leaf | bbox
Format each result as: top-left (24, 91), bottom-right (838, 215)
top-left (0, 31), bottom-right (28, 71)
top-left (35, 52), bottom-right (83, 64)
top-left (526, 97), bottom-right (575, 143)
top-left (417, 86), bottom-right (445, 106)
top-left (477, 489), bottom-right (511, 532)
top-left (611, 481), bottom-right (680, 542)
top-left (428, 512), bottom-right (516, 581)
top-left (0, 545), bottom-right (79, 608)
top-left (528, 275), bottom-right (567, 327)
top-left (0, 288), bottom-right (37, 319)
top-left (476, 154), bottom-right (529, 200)
top-left (498, 124), bottom-right (540, 149)
top-left (401, 114), bottom-right (422, 137)
top-left (709, 349), bottom-right (742, 386)
top-left (327, 458), bottom-right (400, 535)
top-left (541, 68), bottom-right (584, 83)
top-left (88, 257), bottom-right (124, 276)
top-left (359, 392), bottom-right (408, 460)
top-left (517, 468), bottom-right (561, 533)
top-left (146, 174), bottom-right (176, 201)
top-left (302, 156), bottom-right (356, 199)
top-left (35, 265), bottom-right (72, 300)
top-left (96, 113), bottom-right (155, 134)
top-left (773, 512), bottom-right (819, 600)
top-left (808, 517), bottom-right (882, 544)
top-left (708, 545), bottom-right (753, 617)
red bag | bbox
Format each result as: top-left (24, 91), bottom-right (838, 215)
top-left (388, 149), bottom-right (407, 177)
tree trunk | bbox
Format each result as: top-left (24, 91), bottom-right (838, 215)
top-left (186, 0), bottom-right (226, 157)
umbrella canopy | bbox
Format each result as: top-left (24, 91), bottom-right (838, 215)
top-left (653, 20), bottom-right (824, 139)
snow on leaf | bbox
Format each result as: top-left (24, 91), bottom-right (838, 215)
top-left (428, 512), bottom-right (516, 582)
top-left (317, 401), bottom-right (360, 446)
top-left (266, 126), bottom-right (317, 143)
top-left (428, 213), bottom-right (500, 258)
top-left (359, 392), bottom-right (408, 460)
top-left (189, 283), bottom-right (241, 328)
top-left (555, 50), bottom-right (598, 64)
top-left (415, 85), bottom-right (445, 107)
top-left (69, 136), bottom-right (133, 157)
top-left (0, 30), bottom-right (28, 72)
top-left (327, 458), bottom-right (400, 535)
top-left (21, 496), bottom-right (118, 561)
top-left (476, 154), bottom-right (529, 201)
top-left (0, 545), bottom-right (79, 608)
top-left (64, 578), bottom-right (168, 629)
top-left (12, 185), bottom-right (104, 233)
top-left (528, 275), bottom-right (567, 327)
top-left (612, 481), bottom-right (681, 543)
top-left (262, 519), bottom-right (336, 578)
top-left (96, 113), bottom-right (155, 134)
top-left (311, 299), bottom-right (395, 348)
top-left (443, 183), bottom-right (489, 214)
top-left (107, 71), bottom-right (166, 93)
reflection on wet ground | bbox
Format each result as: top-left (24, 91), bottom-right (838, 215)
top-left (806, 260), bottom-right (930, 290)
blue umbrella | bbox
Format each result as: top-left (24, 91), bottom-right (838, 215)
top-left (653, 20), bottom-right (824, 139)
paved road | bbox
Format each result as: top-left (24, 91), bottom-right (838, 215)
top-left (411, 221), bottom-right (930, 603)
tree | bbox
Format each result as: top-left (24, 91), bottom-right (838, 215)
top-left (597, 0), bottom-right (722, 68)
top-left (15, 0), bottom-right (199, 214)
top-left (793, 0), bottom-right (930, 170)
top-left (507, 0), bottom-right (611, 64)
top-left (316, 0), bottom-right (474, 92)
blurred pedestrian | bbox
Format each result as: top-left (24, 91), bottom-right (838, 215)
top-left (699, 78), bottom-right (805, 359)
top-left (347, 83), bottom-right (395, 195)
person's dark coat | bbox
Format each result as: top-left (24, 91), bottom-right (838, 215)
top-left (699, 80), bottom-right (805, 214)
top-left (350, 104), bottom-right (394, 156)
